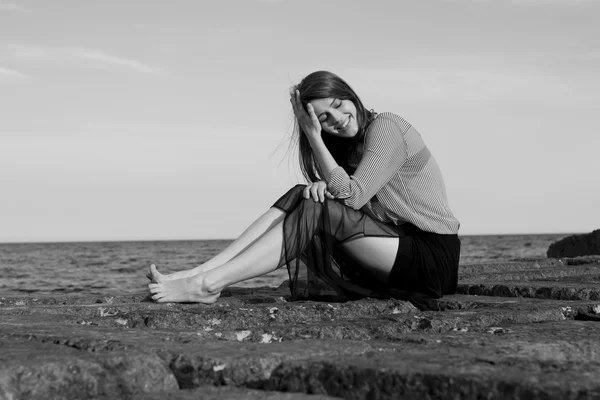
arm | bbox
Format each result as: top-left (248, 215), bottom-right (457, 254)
top-left (308, 135), bottom-right (339, 181)
top-left (327, 114), bottom-right (408, 210)
top-left (290, 90), bottom-right (339, 179)
top-left (289, 92), bottom-right (405, 208)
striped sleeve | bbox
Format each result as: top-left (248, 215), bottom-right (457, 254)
top-left (327, 113), bottom-right (408, 210)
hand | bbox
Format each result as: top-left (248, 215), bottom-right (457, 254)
top-left (290, 89), bottom-right (321, 142)
top-left (303, 181), bottom-right (334, 203)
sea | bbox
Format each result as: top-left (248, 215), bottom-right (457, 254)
top-left (0, 234), bottom-right (572, 297)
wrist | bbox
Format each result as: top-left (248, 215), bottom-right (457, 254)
top-left (307, 133), bottom-right (324, 147)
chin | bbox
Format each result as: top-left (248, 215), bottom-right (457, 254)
top-left (330, 131), bottom-right (356, 139)
top-left (346, 125), bottom-right (359, 138)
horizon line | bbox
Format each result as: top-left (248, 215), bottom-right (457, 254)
top-left (0, 231), bottom-right (585, 245)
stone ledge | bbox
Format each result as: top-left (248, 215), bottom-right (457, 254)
top-left (260, 349), bottom-right (600, 400)
top-left (0, 339), bottom-right (178, 400)
top-left (459, 263), bottom-right (600, 282)
top-left (2, 258), bottom-right (600, 399)
top-left (457, 281), bottom-right (600, 300)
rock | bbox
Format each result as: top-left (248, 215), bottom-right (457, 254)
top-left (0, 339), bottom-right (178, 399)
top-left (2, 258), bottom-right (600, 399)
top-left (261, 346), bottom-right (600, 399)
top-left (547, 229), bottom-right (600, 258)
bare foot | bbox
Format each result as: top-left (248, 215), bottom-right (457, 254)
top-left (146, 264), bottom-right (199, 283)
top-left (148, 273), bottom-right (220, 303)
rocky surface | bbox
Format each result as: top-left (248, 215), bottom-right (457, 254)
top-left (547, 230), bottom-right (600, 258)
top-left (1, 257), bottom-right (600, 399)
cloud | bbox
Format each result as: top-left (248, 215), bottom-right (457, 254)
top-left (5, 44), bottom-right (161, 74)
top-left (0, 66), bottom-right (27, 81)
top-left (0, 66), bottom-right (26, 76)
top-left (0, 0), bottom-right (30, 12)
top-left (74, 49), bottom-right (160, 74)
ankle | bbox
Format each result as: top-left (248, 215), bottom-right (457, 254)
top-left (201, 273), bottom-right (223, 295)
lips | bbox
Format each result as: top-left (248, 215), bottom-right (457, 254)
top-left (336, 116), bottom-right (351, 131)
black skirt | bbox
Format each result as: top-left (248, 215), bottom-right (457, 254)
top-left (272, 184), bottom-right (460, 311)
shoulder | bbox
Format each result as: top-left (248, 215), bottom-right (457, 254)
top-left (373, 112), bottom-right (412, 133)
top-left (363, 112), bottom-right (410, 150)
top-left (370, 112), bottom-right (412, 133)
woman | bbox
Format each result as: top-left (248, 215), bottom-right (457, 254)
top-left (147, 71), bottom-right (460, 310)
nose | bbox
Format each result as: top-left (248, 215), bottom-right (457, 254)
top-left (328, 109), bottom-right (343, 125)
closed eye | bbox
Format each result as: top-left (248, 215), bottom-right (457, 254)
top-left (317, 99), bottom-right (342, 122)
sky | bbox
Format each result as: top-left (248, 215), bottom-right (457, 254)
top-left (0, 0), bottom-right (599, 242)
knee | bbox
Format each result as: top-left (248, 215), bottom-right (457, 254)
top-left (299, 197), bottom-right (344, 223)
top-left (273, 185), bottom-right (308, 213)
top-left (292, 184), bottom-right (307, 193)
top-left (286, 184), bottom-right (307, 200)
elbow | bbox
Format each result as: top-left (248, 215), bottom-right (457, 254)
top-left (345, 197), bottom-right (366, 211)
top-left (342, 187), bottom-right (368, 210)
top-left (334, 184), bottom-right (367, 210)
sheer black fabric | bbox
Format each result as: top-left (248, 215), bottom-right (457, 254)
top-left (272, 185), bottom-right (460, 311)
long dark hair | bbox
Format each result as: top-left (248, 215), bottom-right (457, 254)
top-left (292, 71), bottom-right (376, 183)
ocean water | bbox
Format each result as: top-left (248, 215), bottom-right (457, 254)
top-left (0, 234), bottom-right (571, 297)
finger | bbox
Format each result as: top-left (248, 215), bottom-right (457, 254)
top-left (311, 184), bottom-right (321, 202)
top-left (296, 90), bottom-right (310, 114)
top-left (316, 182), bottom-right (326, 203)
top-left (290, 91), bottom-right (303, 114)
top-left (306, 103), bottom-right (320, 125)
top-left (290, 90), bottom-right (300, 108)
top-left (303, 184), bottom-right (311, 199)
top-left (325, 191), bottom-right (334, 199)
top-left (150, 264), bottom-right (159, 275)
top-left (291, 101), bottom-right (307, 123)
top-left (310, 184), bottom-right (319, 202)
top-left (290, 92), bottom-right (299, 110)
top-left (290, 97), bottom-right (299, 117)
top-left (292, 96), bottom-right (308, 119)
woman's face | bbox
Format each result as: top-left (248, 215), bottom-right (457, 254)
top-left (308, 97), bottom-right (358, 138)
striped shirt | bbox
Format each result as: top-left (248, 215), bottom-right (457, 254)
top-left (327, 112), bottom-right (460, 234)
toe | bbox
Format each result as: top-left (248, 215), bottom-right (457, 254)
top-left (152, 294), bottom-right (164, 302)
top-left (149, 285), bottom-right (160, 294)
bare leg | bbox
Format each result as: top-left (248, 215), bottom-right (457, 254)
top-left (148, 219), bottom-right (285, 303)
top-left (148, 223), bottom-right (399, 303)
top-left (148, 207), bottom-right (285, 283)
top-left (339, 237), bottom-right (399, 282)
